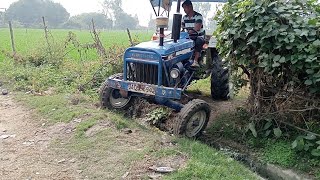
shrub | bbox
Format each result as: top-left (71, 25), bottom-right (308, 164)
top-left (216, 0), bottom-right (320, 117)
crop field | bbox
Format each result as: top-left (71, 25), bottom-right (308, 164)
top-left (0, 28), bottom-right (153, 61)
top-left (0, 28), bottom-right (153, 94)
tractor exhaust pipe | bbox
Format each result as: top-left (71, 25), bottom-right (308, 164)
top-left (172, 0), bottom-right (182, 43)
top-left (172, 13), bottom-right (182, 43)
top-left (159, 27), bottom-right (164, 46)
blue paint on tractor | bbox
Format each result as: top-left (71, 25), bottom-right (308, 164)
top-left (135, 39), bottom-right (194, 56)
top-left (107, 32), bottom-right (195, 111)
top-left (154, 96), bottom-right (184, 112)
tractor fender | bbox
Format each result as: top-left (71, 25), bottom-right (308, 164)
top-left (208, 36), bottom-right (217, 48)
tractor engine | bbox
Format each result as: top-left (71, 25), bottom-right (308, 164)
top-left (123, 32), bottom-right (194, 89)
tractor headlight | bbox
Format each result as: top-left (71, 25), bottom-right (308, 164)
top-left (170, 68), bottom-right (180, 79)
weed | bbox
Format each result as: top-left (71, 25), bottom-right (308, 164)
top-left (207, 108), bottom-right (250, 142)
top-left (262, 141), bottom-right (297, 167)
top-left (187, 77), bottom-right (211, 96)
top-left (316, 170), bottom-right (320, 180)
top-left (165, 138), bottom-right (258, 180)
top-left (16, 93), bottom-right (91, 123)
top-left (247, 137), bottom-right (268, 148)
top-left (147, 107), bottom-right (170, 126)
top-left (75, 119), bottom-right (98, 138)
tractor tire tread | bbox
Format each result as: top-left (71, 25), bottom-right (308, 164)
top-left (173, 99), bottom-right (211, 138)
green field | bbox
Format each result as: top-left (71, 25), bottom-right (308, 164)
top-left (0, 28), bottom-right (153, 61)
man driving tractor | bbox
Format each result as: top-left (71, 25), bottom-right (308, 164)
top-left (181, 0), bottom-right (205, 67)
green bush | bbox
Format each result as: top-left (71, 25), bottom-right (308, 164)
top-left (263, 141), bottom-right (297, 167)
top-left (216, 0), bottom-right (320, 94)
top-left (19, 41), bottom-right (65, 68)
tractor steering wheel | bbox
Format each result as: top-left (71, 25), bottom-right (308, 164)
top-left (182, 28), bottom-right (199, 40)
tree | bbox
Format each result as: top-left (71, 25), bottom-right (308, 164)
top-left (114, 11), bottom-right (139, 30)
top-left (66, 13), bottom-right (113, 29)
top-left (43, 1), bottom-right (69, 27)
top-left (148, 14), bottom-right (156, 30)
top-left (61, 19), bottom-right (83, 30)
top-left (102, 0), bottom-right (139, 29)
top-left (5, 0), bottom-right (69, 28)
top-left (0, 11), bottom-right (4, 27)
top-left (102, 0), bottom-right (122, 19)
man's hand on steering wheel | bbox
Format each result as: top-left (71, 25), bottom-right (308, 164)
top-left (187, 29), bottom-right (198, 36)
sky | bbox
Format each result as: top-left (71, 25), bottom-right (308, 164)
top-left (0, 0), bottom-right (155, 26)
top-left (0, 0), bottom-right (222, 27)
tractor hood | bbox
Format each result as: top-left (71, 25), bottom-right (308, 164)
top-left (135, 38), bottom-right (193, 57)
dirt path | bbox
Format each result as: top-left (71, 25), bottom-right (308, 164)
top-left (0, 94), bottom-right (79, 180)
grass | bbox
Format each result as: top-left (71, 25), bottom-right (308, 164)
top-left (187, 76), bottom-right (320, 178)
top-left (16, 93), bottom-right (90, 123)
top-left (165, 139), bottom-right (258, 180)
top-left (205, 109), bottom-right (320, 178)
top-left (262, 140), bottom-right (298, 167)
top-left (0, 28), bottom-right (152, 61)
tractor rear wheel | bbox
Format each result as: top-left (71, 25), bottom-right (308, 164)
top-left (100, 73), bottom-right (134, 110)
top-left (210, 49), bottom-right (230, 100)
top-left (173, 99), bottom-right (210, 138)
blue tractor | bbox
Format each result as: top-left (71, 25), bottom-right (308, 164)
top-left (100, 0), bottom-right (229, 138)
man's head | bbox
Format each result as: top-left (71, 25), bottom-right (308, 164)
top-left (182, 0), bottom-right (193, 15)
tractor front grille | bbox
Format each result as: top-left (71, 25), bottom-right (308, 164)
top-left (126, 62), bottom-right (168, 86)
top-left (127, 62), bottom-right (158, 85)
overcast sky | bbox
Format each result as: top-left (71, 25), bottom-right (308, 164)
top-left (0, 0), bottom-right (223, 27)
top-left (0, 0), bottom-right (156, 26)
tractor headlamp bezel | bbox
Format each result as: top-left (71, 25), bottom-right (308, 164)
top-left (170, 68), bottom-right (180, 79)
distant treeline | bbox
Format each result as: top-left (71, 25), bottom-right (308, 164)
top-left (0, 0), bottom-right (145, 30)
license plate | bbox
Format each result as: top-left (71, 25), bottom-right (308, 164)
top-left (128, 83), bottom-right (156, 95)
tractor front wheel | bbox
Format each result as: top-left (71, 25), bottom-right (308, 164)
top-left (173, 99), bottom-right (211, 138)
top-left (100, 73), bottom-right (134, 110)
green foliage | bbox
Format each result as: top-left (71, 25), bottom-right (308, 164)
top-left (75, 119), bottom-right (98, 138)
top-left (103, 0), bottom-right (139, 30)
top-left (165, 138), bottom-right (258, 180)
top-left (248, 122), bottom-right (257, 137)
top-left (16, 93), bottom-right (91, 123)
top-left (246, 119), bottom-right (283, 139)
top-left (64, 13), bottom-right (113, 30)
top-left (316, 171), bottom-right (320, 180)
top-left (147, 107), bottom-right (170, 126)
top-left (25, 41), bottom-right (65, 67)
top-left (0, 29), bottom-right (152, 94)
top-left (5, 0), bottom-right (69, 28)
top-left (216, 0), bottom-right (320, 94)
top-left (263, 141), bottom-right (298, 167)
top-left (0, 29), bottom-right (152, 61)
top-left (292, 133), bottom-right (320, 157)
top-left (207, 107), bottom-right (251, 142)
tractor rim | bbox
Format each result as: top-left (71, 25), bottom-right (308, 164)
top-left (185, 110), bottom-right (207, 137)
top-left (109, 89), bottom-right (131, 109)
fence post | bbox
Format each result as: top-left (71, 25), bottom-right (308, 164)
top-left (42, 16), bottom-right (52, 57)
top-left (42, 16), bottom-right (50, 46)
top-left (8, 21), bottom-right (16, 54)
top-left (127, 28), bottom-right (134, 46)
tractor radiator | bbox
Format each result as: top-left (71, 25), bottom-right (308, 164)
top-left (127, 62), bottom-right (167, 86)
